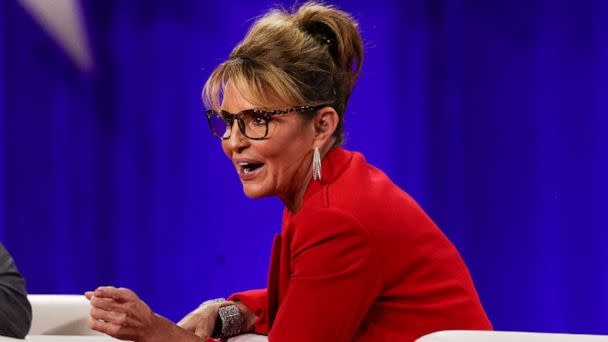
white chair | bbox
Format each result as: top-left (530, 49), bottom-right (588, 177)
top-left (28, 294), bottom-right (104, 336)
top-left (416, 330), bottom-right (608, 341)
top-left (22, 297), bottom-right (608, 342)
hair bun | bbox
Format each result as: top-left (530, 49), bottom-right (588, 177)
top-left (293, 2), bottom-right (363, 84)
top-left (301, 21), bottom-right (337, 46)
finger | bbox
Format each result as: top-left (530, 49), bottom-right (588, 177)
top-left (177, 314), bottom-right (195, 330)
top-left (87, 316), bottom-right (136, 340)
top-left (90, 295), bottom-right (124, 312)
top-left (90, 307), bottom-right (128, 326)
top-left (94, 286), bottom-right (136, 303)
top-left (85, 291), bottom-right (94, 300)
top-left (88, 316), bottom-right (120, 336)
top-left (93, 286), bottom-right (119, 299)
top-left (194, 324), bottom-right (206, 338)
top-left (114, 287), bottom-right (137, 302)
top-left (194, 314), bottom-right (215, 338)
top-left (177, 306), bottom-right (208, 330)
top-left (194, 318), bottom-right (210, 337)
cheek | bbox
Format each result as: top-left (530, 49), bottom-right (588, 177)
top-left (263, 136), bottom-right (310, 177)
top-left (221, 141), bottom-right (231, 158)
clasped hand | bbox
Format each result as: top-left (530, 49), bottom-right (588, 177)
top-left (85, 286), bottom-right (169, 341)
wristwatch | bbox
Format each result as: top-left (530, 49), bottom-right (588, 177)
top-left (212, 304), bottom-right (244, 339)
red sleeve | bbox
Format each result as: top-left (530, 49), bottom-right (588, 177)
top-left (269, 208), bottom-right (382, 342)
top-left (228, 288), bottom-right (269, 334)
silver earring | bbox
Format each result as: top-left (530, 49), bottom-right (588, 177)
top-left (312, 147), bottom-right (322, 181)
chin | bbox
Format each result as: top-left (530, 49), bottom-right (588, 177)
top-left (242, 184), bottom-right (272, 199)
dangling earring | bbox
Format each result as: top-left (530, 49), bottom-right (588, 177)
top-left (312, 147), bottom-right (322, 181)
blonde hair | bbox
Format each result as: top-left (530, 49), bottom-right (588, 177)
top-left (203, 2), bottom-right (363, 146)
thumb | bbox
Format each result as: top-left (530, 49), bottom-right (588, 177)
top-left (177, 315), bottom-right (194, 330)
top-left (195, 316), bottom-right (215, 338)
top-left (194, 323), bottom-right (206, 337)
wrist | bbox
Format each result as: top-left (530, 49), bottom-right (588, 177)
top-left (152, 314), bottom-right (205, 342)
top-left (138, 314), bottom-right (172, 342)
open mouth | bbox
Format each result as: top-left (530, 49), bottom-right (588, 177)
top-left (238, 162), bottom-right (265, 175)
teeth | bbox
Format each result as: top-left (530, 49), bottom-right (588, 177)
top-left (239, 162), bottom-right (250, 175)
top-left (237, 161), bottom-right (263, 176)
top-left (240, 162), bottom-right (251, 175)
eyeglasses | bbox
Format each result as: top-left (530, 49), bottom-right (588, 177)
top-left (205, 105), bottom-right (328, 140)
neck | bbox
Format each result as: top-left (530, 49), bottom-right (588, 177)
top-left (280, 142), bottom-right (334, 215)
top-left (282, 168), bottom-right (313, 215)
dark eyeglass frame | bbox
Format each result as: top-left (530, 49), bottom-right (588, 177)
top-left (205, 104), bottom-right (329, 140)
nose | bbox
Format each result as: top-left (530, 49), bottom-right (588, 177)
top-left (225, 119), bottom-right (249, 153)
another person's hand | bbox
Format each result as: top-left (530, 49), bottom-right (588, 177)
top-left (85, 286), bottom-right (162, 342)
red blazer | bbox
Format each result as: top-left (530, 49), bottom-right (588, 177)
top-left (230, 148), bottom-right (492, 341)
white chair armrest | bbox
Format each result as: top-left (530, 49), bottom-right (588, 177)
top-left (228, 334), bottom-right (268, 342)
top-left (27, 294), bottom-right (102, 336)
top-left (416, 330), bottom-right (608, 342)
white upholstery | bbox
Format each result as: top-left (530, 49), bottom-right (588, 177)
top-left (32, 295), bottom-right (605, 342)
top-left (28, 294), bottom-right (103, 336)
top-left (416, 330), bottom-right (608, 341)
top-left (228, 334), bottom-right (268, 342)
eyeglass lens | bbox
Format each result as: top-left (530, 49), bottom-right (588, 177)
top-left (208, 111), bottom-right (268, 139)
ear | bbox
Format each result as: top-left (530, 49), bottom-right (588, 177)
top-left (312, 106), bottom-right (339, 147)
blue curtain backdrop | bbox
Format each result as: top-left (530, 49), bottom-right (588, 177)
top-left (1, 0), bottom-right (607, 335)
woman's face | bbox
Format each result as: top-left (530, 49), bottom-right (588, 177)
top-left (220, 87), bottom-right (315, 200)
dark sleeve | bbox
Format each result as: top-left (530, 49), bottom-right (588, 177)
top-left (0, 243), bottom-right (32, 339)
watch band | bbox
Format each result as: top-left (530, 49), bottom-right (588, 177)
top-left (214, 304), bottom-right (244, 339)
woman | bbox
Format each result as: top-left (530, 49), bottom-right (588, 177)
top-left (86, 2), bottom-right (492, 341)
